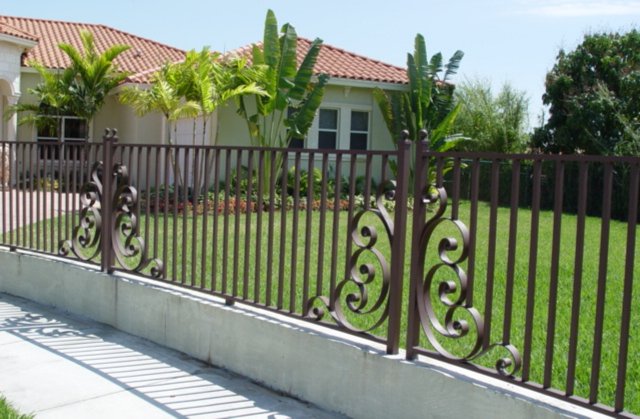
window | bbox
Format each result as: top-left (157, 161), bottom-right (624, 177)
top-left (350, 111), bottom-right (369, 150)
top-left (37, 116), bottom-right (88, 159)
top-left (318, 109), bottom-right (338, 149)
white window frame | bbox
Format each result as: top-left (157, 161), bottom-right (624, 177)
top-left (36, 115), bottom-right (88, 143)
top-left (348, 110), bottom-right (370, 151)
top-left (307, 103), bottom-right (372, 155)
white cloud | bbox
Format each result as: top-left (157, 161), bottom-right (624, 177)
top-left (517, 0), bottom-right (640, 17)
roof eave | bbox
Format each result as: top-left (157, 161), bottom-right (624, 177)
top-left (326, 76), bottom-right (408, 91)
top-left (0, 34), bottom-right (38, 49)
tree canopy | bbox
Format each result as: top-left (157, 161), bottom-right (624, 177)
top-left (532, 30), bottom-right (640, 155)
top-left (453, 79), bottom-right (529, 153)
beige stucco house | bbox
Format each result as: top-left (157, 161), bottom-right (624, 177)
top-left (0, 15), bottom-right (408, 155)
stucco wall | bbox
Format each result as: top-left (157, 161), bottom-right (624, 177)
top-left (0, 249), bottom-right (604, 419)
top-left (0, 42), bottom-right (23, 96)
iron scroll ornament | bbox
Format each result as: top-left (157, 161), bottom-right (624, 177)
top-left (60, 161), bottom-right (163, 278)
top-left (305, 180), bottom-right (397, 333)
top-left (416, 185), bottom-right (521, 377)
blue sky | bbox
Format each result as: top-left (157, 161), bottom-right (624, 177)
top-left (3, 1), bottom-right (639, 127)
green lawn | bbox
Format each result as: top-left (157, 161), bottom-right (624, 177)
top-left (4, 200), bottom-right (639, 414)
top-left (0, 396), bottom-right (32, 419)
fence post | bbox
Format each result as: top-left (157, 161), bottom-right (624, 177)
top-left (386, 132), bottom-right (411, 355)
top-left (405, 130), bottom-right (429, 360)
top-left (101, 129), bottom-right (116, 274)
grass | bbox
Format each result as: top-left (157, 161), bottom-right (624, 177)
top-left (3, 199), bottom-right (639, 414)
top-left (0, 396), bottom-right (33, 419)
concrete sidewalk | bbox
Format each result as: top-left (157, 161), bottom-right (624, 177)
top-left (0, 293), bottom-right (342, 419)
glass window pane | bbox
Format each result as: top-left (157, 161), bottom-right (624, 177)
top-left (319, 109), bottom-right (338, 129)
top-left (351, 111), bottom-right (368, 132)
top-left (350, 133), bottom-right (367, 150)
top-left (64, 118), bottom-right (88, 140)
top-left (318, 131), bottom-right (337, 149)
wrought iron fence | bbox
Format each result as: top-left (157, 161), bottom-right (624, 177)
top-left (1, 130), bottom-right (638, 417)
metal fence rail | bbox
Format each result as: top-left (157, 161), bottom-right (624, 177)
top-left (1, 130), bottom-right (638, 417)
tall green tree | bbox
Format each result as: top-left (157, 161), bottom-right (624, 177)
top-left (374, 34), bottom-right (464, 150)
top-left (453, 79), bottom-right (529, 153)
top-left (58, 30), bottom-right (130, 139)
top-left (119, 62), bottom-right (200, 188)
top-left (236, 9), bottom-right (329, 148)
top-left (531, 30), bottom-right (640, 155)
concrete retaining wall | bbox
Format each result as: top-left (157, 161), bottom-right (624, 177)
top-left (0, 249), bottom-right (602, 419)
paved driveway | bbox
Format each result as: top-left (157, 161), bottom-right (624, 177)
top-left (1, 188), bottom-right (80, 233)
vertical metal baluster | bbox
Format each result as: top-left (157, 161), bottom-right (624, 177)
top-left (343, 154), bottom-right (357, 282)
top-left (254, 150), bottom-right (265, 303)
top-left (543, 160), bottom-right (565, 388)
top-left (36, 144), bottom-right (42, 250)
top-left (211, 149), bottom-right (221, 292)
top-left (144, 147), bottom-right (151, 266)
top-left (483, 159), bottom-right (500, 349)
top-left (181, 148), bottom-right (189, 285)
top-left (466, 158), bottom-right (480, 304)
top-left (289, 152), bottom-right (302, 313)
top-left (277, 152), bottom-right (288, 310)
top-left (589, 163), bottom-right (613, 404)
top-left (522, 159), bottom-right (542, 382)
top-left (171, 148), bottom-right (179, 282)
top-left (302, 152), bottom-right (315, 314)
top-left (243, 150), bottom-right (254, 300)
top-left (153, 147), bottom-right (161, 262)
top-left (329, 153), bottom-right (342, 309)
top-left (232, 150), bottom-right (242, 297)
top-left (503, 159), bottom-right (521, 345)
top-left (222, 149), bottom-right (231, 295)
top-left (21, 144), bottom-right (26, 247)
top-left (191, 147), bottom-right (200, 287)
top-left (201, 148), bottom-right (211, 290)
top-left (565, 161), bottom-right (589, 396)
top-left (451, 158), bottom-right (462, 220)
top-left (29, 143), bottom-right (36, 248)
top-left (364, 154), bottom-right (372, 210)
top-left (614, 163), bottom-right (639, 412)
top-left (162, 146), bottom-right (170, 280)
top-left (315, 153), bottom-right (329, 299)
top-left (266, 150), bottom-right (277, 307)
top-left (387, 141), bottom-right (410, 355)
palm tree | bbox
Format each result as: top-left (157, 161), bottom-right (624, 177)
top-left (235, 9), bottom-right (328, 189)
top-left (119, 63), bottom-right (200, 188)
top-left (58, 30), bottom-right (130, 140)
top-left (374, 34), bottom-right (466, 181)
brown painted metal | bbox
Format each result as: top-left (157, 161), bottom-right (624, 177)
top-left (615, 163), bottom-right (639, 412)
top-left (522, 159), bottom-right (542, 382)
top-left (544, 160), bottom-right (565, 389)
top-left (6, 134), bottom-right (640, 417)
top-left (590, 163), bottom-right (613, 404)
top-left (387, 139), bottom-right (410, 354)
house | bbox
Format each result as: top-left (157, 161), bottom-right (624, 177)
top-left (0, 15), bottom-right (408, 152)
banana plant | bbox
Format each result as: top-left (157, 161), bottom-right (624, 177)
top-left (374, 34), bottom-right (466, 182)
top-left (236, 9), bottom-right (329, 189)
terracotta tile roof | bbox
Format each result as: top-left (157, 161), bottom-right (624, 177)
top-left (0, 15), bottom-right (185, 76)
top-left (230, 37), bottom-right (408, 85)
top-left (0, 21), bottom-right (38, 43)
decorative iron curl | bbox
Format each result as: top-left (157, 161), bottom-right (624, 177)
top-left (59, 161), bottom-right (163, 278)
top-left (416, 185), bottom-right (521, 377)
top-left (305, 180), bottom-right (396, 333)
top-left (110, 163), bottom-right (164, 278)
top-left (59, 162), bottom-right (103, 261)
